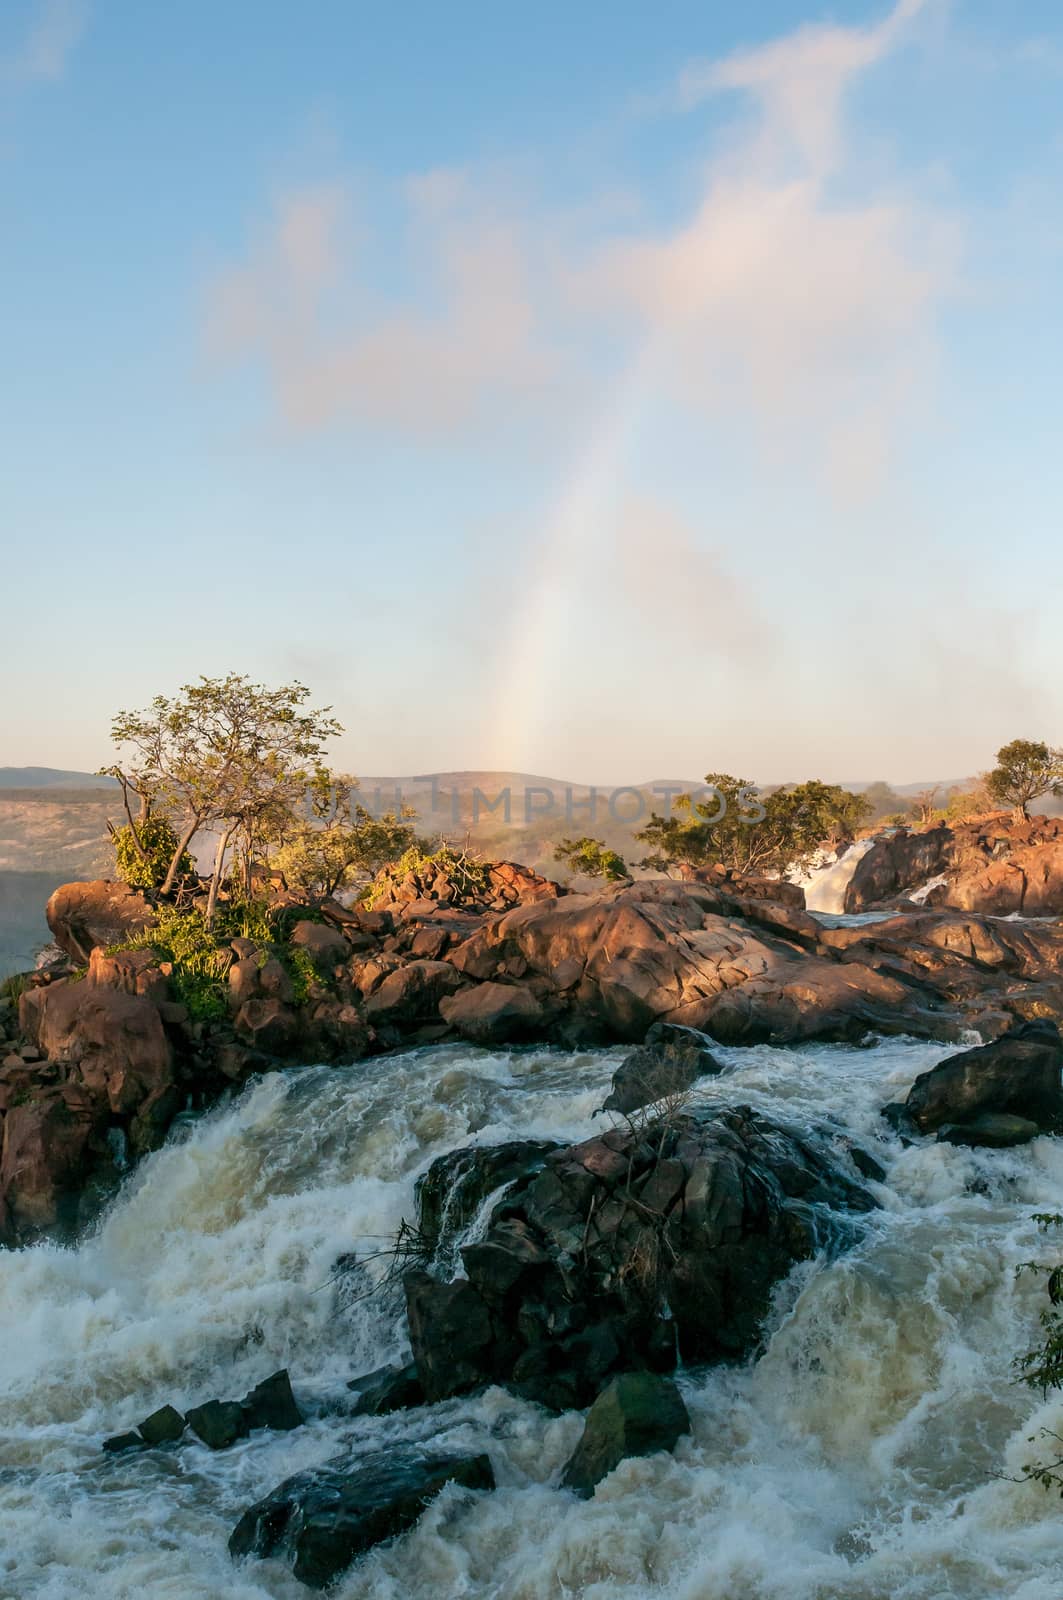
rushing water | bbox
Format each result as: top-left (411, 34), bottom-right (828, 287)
top-left (794, 841), bottom-right (876, 916)
top-left (2, 1037), bottom-right (1063, 1599)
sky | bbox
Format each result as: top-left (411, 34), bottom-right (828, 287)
top-left (2, 0), bottom-right (1062, 786)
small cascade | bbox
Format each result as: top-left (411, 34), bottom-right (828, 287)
top-left (794, 836), bottom-right (876, 914)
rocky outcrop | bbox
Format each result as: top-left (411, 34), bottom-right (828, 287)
top-left (845, 815), bottom-right (1063, 916)
top-left (45, 879), bottom-right (154, 963)
top-left (561, 1372), bottom-right (691, 1496)
top-left (404, 1106), bottom-right (874, 1411)
top-left (229, 1449), bottom-right (494, 1589)
top-left (102, 1369), bottom-right (302, 1454)
top-left (602, 1022), bottom-right (725, 1115)
top-left (438, 980), bottom-right (546, 1044)
top-left (891, 1021), bottom-right (1063, 1135)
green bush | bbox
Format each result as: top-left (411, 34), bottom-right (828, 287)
top-left (361, 843), bottom-right (490, 909)
top-left (113, 815), bottom-right (194, 890)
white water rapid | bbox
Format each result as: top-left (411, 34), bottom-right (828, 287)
top-left (795, 838), bottom-right (877, 915)
top-left (2, 1037), bottom-right (1063, 1599)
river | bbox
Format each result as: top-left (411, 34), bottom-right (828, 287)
top-left (1, 1034), bottom-right (1062, 1597)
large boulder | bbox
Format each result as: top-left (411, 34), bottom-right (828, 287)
top-left (561, 1372), bottom-right (691, 1496)
top-left (438, 980), bottom-right (546, 1044)
top-left (898, 1021), bottom-right (1063, 1134)
top-left (0, 1078), bottom-right (108, 1243)
top-left (32, 979), bottom-right (177, 1154)
top-left (229, 1449), bottom-right (495, 1589)
top-left (602, 1022), bottom-right (725, 1114)
top-left (405, 1106), bottom-right (874, 1410)
top-left (365, 960), bottom-right (463, 1024)
top-left (45, 880), bottom-right (154, 963)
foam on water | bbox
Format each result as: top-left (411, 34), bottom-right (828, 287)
top-left (795, 839), bottom-right (876, 915)
top-left (1, 1034), bottom-right (1062, 1598)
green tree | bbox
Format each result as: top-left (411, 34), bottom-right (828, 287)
top-left (553, 836), bottom-right (629, 882)
top-left (106, 674), bottom-right (342, 922)
top-left (270, 772), bottom-right (420, 898)
top-left (985, 740), bottom-right (1063, 821)
top-left (637, 774), bottom-right (870, 877)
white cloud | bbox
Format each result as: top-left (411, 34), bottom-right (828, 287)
top-left (206, 0), bottom-right (956, 494)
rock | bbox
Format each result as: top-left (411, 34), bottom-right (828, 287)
top-left (228, 1449), bottom-right (495, 1589)
top-left (901, 1021), bottom-right (1063, 1133)
top-left (404, 1271), bottom-right (497, 1401)
top-left (846, 815), bottom-right (1063, 917)
top-left (602, 1022), bottom-right (725, 1115)
top-left (405, 1106), bottom-right (874, 1409)
top-left (289, 920), bottom-right (350, 971)
top-left (257, 958), bottom-right (294, 1003)
top-left (234, 997), bottom-right (300, 1056)
top-left (240, 1369), bottom-right (303, 1432)
top-left (102, 1431), bottom-right (147, 1454)
top-left (185, 1398), bottom-right (249, 1450)
top-left (438, 981), bottom-right (546, 1045)
top-left (937, 1114), bottom-right (1041, 1148)
top-left (560, 1372), bottom-right (691, 1496)
top-left (45, 880), bottom-right (154, 963)
top-left (365, 960), bottom-right (463, 1024)
top-left (0, 1084), bottom-right (109, 1243)
top-left (137, 1403), bottom-right (186, 1444)
top-left (409, 927), bottom-right (450, 960)
top-left (33, 980), bottom-right (177, 1155)
top-left (346, 1362), bottom-right (424, 1416)
top-left (415, 1140), bottom-right (561, 1257)
top-left (228, 957), bottom-right (261, 1010)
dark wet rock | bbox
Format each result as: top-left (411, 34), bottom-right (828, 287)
top-left (840, 1141), bottom-right (888, 1183)
top-left (102, 1430), bottom-right (148, 1454)
top-left (241, 1369), bottom-right (303, 1432)
top-left (901, 1021), bottom-right (1063, 1134)
top-left (602, 1022), bottom-right (725, 1115)
top-left (405, 1105), bottom-right (875, 1410)
top-left (415, 1139), bottom-right (561, 1257)
top-left (228, 1448), bottom-right (495, 1589)
top-left (346, 1362), bottom-right (424, 1416)
top-left (186, 1398), bottom-right (249, 1450)
top-left (560, 1371), bottom-right (691, 1496)
top-left (234, 997), bottom-right (300, 1055)
top-left (438, 980), bottom-right (546, 1044)
top-left (404, 1272), bottom-right (495, 1402)
top-left (137, 1403), bottom-right (185, 1445)
top-left (937, 1114), bottom-right (1041, 1148)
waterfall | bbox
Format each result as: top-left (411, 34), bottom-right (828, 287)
top-left (794, 836), bottom-right (877, 914)
top-left (1, 1036), bottom-right (1061, 1598)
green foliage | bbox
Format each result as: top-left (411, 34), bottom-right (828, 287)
top-left (986, 740), bottom-right (1063, 818)
top-left (119, 904), bottom-right (231, 1021)
top-left (554, 836), bottom-right (629, 881)
top-left (107, 673), bottom-right (343, 908)
top-left (637, 774), bottom-right (871, 877)
top-left (361, 842), bottom-right (490, 909)
top-left (271, 774), bottom-right (419, 899)
top-left (0, 971), bottom-right (31, 1005)
top-left (284, 946), bottom-right (318, 1006)
top-left (112, 813), bottom-right (193, 889)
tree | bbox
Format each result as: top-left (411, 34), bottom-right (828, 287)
top-left (861, 781), bottom-right (905, 821)
top-left (553, 836), bottom-right (629, 882)
top-left (637, 774), bottom-right (870, 877)
top-left (106, 675), bottom-right (342, 922)
top-left (910, 786), bottom-right (940, 826)
top-left (270, 773), bottom-right (420, 899)
top-left (985, 740), bottom-right (1063, 821)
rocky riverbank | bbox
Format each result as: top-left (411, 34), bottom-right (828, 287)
top-left (4, 843), bottom-right (1063, 1246)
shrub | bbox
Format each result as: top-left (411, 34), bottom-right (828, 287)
top-left (112, 815), bottom-right (194, 890)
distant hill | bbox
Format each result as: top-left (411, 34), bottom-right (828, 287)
top-left (0, 768), bottom-right (116, 790)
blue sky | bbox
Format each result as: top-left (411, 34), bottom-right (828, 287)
top-left (3, 0), bottom-right (1062, 785)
